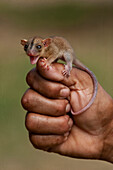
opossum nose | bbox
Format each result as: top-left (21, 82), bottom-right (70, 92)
top-left (27, 51), bottom-right (34, 57)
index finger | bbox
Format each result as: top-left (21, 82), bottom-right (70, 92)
top-left (26, 68), bottom-right (70, 99)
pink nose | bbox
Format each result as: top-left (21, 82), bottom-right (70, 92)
top-left (27, 51), bottom-right (34, 56)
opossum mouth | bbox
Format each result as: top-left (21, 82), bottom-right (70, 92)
top-left (30, 56), bottom-right (39, 65)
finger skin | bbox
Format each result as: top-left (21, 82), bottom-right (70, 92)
top-left (22, 58), bottom-right (113, 162)
top-left (36, 59), bottom-right (94, 113)
top-left (21, 89), bottom-right (70, 116)
top-left (26, 68), bottom-right (70, 99)
top-left (29, 133), bottom-right (68, 150)
top-left (37, 58), bottom-right (93, 89)
top-left (26, 60), bottom-right (93, 114)
top-left (25, 113), bottom-right (73, 135)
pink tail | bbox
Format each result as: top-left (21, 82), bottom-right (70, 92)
top-left (71, 59), bottom-right (98, 115)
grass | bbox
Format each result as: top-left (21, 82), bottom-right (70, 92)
top-left (0, 1), bottom-right (113, 170)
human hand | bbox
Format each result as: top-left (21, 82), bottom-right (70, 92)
top-left (21, 59), bottom-right (113, 163)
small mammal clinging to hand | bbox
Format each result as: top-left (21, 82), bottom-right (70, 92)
top-left (21, 36), bottom-right (98, 115)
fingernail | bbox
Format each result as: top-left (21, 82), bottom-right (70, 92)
top-left (68, 119), bottom-right (73, 130)
top-left (64, 132), bottom-right (69, 137)
top-left (66, 104), bottom-right (71, 113)
top-left (60, 88), bottom-right (69, 97)
top-left (67, 96), bottom-right (70, 100)
top-left (64, 136), bottom-right (68, 141)
top-left (64, 132), bottom-right (69, 141)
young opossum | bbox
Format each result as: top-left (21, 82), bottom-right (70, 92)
top-left (21, 36), bottom-right (98, 115)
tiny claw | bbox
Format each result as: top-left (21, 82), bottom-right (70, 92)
top-left (40, 63), bottom-right (46, 67)
top-left (43, 65), bottom-right (47, 70)
top-left (40, 58), bottom-right (47, 63)
top-left (47, 65), bottom-right (50, 70)
top-left (41, 62), bottom-right (50, 70)
top-left (39, 58), bottom-right (50, 70)
top-left (62, 70), bottom-right (70, 77)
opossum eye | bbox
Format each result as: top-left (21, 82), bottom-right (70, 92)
top-left (36, 45), bottom-right (42, 49)
top-left (24, 44), bottom-right (28, 51)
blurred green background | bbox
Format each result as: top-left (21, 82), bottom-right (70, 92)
top-left (0, 0), bottom-right (113, 169)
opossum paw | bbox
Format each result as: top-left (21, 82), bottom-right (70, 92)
top-left (40, 58), bottom-right (47, 63)
top-left (62, 69), bottom-right (70, 77)
top-left (46, 65), bottom-right (50, 70)
top-left (40, 60), bottom-right (50, 70)
top-left (43, 64), bottom-right (50, 70)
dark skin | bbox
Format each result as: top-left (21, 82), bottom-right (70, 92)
top-left (21, 58), bottom-right (113, 163)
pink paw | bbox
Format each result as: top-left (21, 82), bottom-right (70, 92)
top-left (40, 58), bottom-right (47, 63)
top-left (62, 69), bottom-right (70, 77)
top-left (46, 65), bottom-right (50, 70)
top-left (62, 65), bottom-right (71, 77)
top-left (40, 58), bottom-right (50, 70)
top-left (42, 63), bottom-right (50, 70)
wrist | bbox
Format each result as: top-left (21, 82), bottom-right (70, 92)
top-left (100, 96), bottom-right (113, 163)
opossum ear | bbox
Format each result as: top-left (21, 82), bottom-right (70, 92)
top-left (42, 38), bottom-right (51, 47)
top-left (21, 39), bottom-right (28, 46)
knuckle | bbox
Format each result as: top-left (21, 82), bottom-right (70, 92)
top-left (26, 71), bottom-right (32, 85)
top-left (29, 135), bottom-right (46, 150)
top-left (29, 134), bottom-right (39, 149)
top-left (26, 69), bottom-right (35, 85)
top-left (25, 113), bottom-right (34, 131)
top-left (21, 90), bottom-right (32, 109)
top-left (29, 134), bottom-right (64, 150)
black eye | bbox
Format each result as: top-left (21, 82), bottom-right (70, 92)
top-left (36, 45), bottom-right (42, 49)
top-left (24, 44), bottom-right (28, 51)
